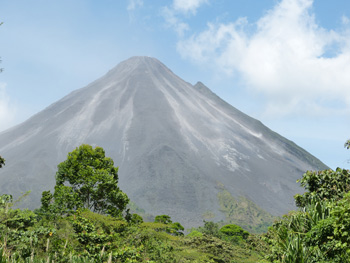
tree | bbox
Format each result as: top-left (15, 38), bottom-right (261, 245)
top-left (154, 215), bottom-right (172, 224)
top-left (0, 155), bottom-right (4, 168)
top-left (201, 221), bottom-right (221, 237)
top-left (154, 215), bottom-right (184, 236)
top-left (266, 161), bottom-right (350, 262)
top-left (129, 213), bottom-right (143, 225)
top-left (294, 168), bottom-right (350, 208)
top-left (220, 224), bottom-right (249, 241)
top-left (42, 144), bottom-right (129, 217)
top-left (345, 139), bottom-right (350, 150)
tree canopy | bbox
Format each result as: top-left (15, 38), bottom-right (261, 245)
top-left (154, 214), bottom-right (184, 236)
top-left (266, 159), bottom-right (350, 261)
top-left (0, 156), bottom-right (4, 168)
top-left (42, 144), bottom-right (129, 218)
top-left (220, 224), bottom-right (249, 241)
top-left (294, 168), bottom-right (350, 208)
top-left (345, 139), bottom-right (350, 149)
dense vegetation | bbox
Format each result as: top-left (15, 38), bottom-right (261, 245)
top-left (264, 168), bottom-right (350, 262)
top-left (0, 145), bottom-right (266, 262)
top-left (1, 142), bottom-right (350, 262)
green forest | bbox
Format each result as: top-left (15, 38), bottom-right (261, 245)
top-left (1, 142), bottom-right (350, 263)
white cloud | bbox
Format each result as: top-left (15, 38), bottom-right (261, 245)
top-left (162, 0), bottom-right (208, 37)
top-left (173, 0), bottom-right (208, 14)
top-left (177, 0), bottom-right (350, 117)
top-left (342, 15), bottom-right (350, 25)
top-left (162, 6), bottom-right (190, 37)
top-left (127, 0), bottom-right (143, 11)
top-left (0, 83), bottom-right (16, 132)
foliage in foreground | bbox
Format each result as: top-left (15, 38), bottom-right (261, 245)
top-left (264, 168), bottom-right (350, 262)
top-left (0, 145), bottom-right (266, 262)
top-left (0, 202), bottom-right (266, 262)
top-left (3, 142), bottom-right (350, 262)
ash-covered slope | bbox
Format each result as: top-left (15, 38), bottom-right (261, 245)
top-left (0, 56), bottom-right (327, 227)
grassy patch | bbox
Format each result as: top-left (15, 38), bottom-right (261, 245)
top-left (217, 189), bottom-right (275, 233)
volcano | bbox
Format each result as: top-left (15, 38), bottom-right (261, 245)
top-left (0, 56), bottom-right (327, 228)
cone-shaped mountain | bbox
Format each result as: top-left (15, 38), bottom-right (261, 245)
top-left (0, 56), bottom-right (327, 227)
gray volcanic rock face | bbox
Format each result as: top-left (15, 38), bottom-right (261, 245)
top-left (0, 56), bottom-right (327, 227)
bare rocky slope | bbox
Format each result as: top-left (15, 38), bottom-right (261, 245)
top-left (0, 56), bottom-right (327, 227)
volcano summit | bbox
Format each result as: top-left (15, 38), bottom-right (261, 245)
top-left (0, 56), bottom-right (327, 228)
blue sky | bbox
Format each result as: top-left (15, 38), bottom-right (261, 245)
top-left (0, 0), bottom-right (349, 169)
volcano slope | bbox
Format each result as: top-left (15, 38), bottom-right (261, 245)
top-left (0, 56), bottom-right (327, 229)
